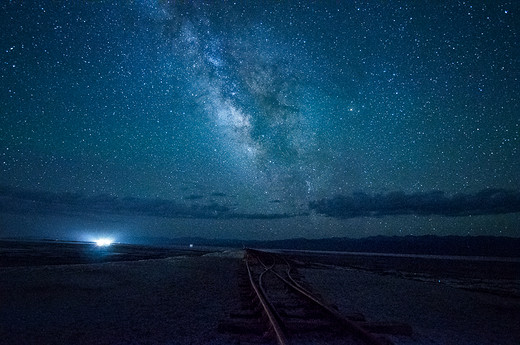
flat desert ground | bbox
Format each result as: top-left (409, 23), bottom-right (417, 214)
top-left (1, 242), bottom-right (519, 344)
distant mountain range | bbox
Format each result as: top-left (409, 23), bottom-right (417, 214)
top-left (126, 235), bottom-right (520, 258)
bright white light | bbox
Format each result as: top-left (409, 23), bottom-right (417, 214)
top-left (95, 238), bottom-right (113, 247)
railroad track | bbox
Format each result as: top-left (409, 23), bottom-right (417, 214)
top-left (220, 249), bottom-right (411, 344)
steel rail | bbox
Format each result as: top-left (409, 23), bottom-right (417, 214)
top-left (251, 250), bottom-right (388, 345)
top-left (245, 254), bottom-right (288, 345)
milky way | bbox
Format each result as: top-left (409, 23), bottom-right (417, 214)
top-left (1, 1), bottom-right (519, 239)
top-left (161, 3), bottom-right (321, 210)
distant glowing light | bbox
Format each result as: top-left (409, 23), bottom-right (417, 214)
top-left (95, 238), bottom-right (114, 247)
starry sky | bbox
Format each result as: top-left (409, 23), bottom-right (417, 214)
top-left (1, 1), bottom-right (519, 241)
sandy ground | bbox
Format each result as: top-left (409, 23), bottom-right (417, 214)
top-left (301, 266), bottom-right (520, 345)
top-left (0, 251), bottom-right (243, 345)
top-left (2, 249), bottom-right (519, 344)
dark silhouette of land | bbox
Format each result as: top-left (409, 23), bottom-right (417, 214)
top-left (126, 235), bottom-right (520, 258)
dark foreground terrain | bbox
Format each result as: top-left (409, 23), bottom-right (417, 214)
top-left (281, 249), bottom-right (520, 298)
top-left (1, 240), bottom-right (519, 344)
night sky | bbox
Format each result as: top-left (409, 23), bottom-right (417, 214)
top-left (1, 1), bottom-right (519, 241)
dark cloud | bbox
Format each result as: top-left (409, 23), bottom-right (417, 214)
top-left (183, 194), bottom-right (204, 200)
top-left (309, 189), bottom-right (520, 218)
top-left (0, 186), bottom-right (292, 220)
